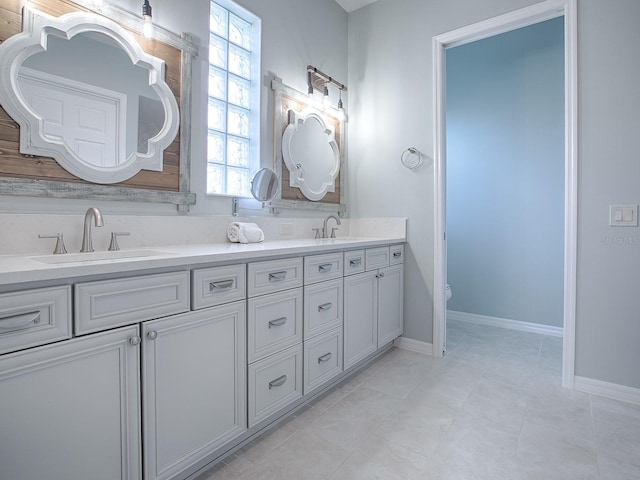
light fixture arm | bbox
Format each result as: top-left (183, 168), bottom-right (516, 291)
top-left (307, 65), bottom-right (347, 93)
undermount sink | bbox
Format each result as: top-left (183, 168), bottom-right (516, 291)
top-left (31, 249), bottom-right (173, 264)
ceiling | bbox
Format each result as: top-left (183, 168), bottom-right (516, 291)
top-left (334, 0), bottom-right (379, 13)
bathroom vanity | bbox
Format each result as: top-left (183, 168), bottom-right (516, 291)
top-left (0, 237), bottom-right (404, 480)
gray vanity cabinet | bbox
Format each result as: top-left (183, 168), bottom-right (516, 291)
top-left (142, 301), bottom-right (246, 480)
top-left (344, 246), bottom-right (404, 370)
top-left (0, 325), bottom-right (142, 480)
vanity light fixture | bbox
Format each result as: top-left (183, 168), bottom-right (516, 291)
top-left (142, 0), bottom-right (153, 39)
top-left (307, 65), bottom-right (347, 111)
top-left (307, 71), bottom-right (314, 96)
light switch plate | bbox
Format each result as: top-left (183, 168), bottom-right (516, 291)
top-left (609, 205), bottom-right (638, 227)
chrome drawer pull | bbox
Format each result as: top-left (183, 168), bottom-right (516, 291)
top-left (269, 375), bottom-right (288, 389)
top-left (0, 311), bottom-right (41, 330)
top-left (349, 258), bottom-right (362, 267)
top-left (318, 263), bottom-right (333, 273)
top-left (318, 352), bottom-right (333, 364)
top-left (129, 336), bottom-right (142, 346)
top-left (209, 279), bottom-right (234, 291)
top-left (393, 252), bottom-right (402, 258)
top-left (268, 317), bottom-right (287, 328)
top-left (318, 302), bottom-right (333, 312)
top-left (268, 271), bottom-right (287, 281)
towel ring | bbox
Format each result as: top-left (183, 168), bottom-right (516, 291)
top-left (401, 147), bottom-right (423, 170)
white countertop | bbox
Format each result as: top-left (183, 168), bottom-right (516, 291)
top-left (0, 236), bottom-right (405, 287)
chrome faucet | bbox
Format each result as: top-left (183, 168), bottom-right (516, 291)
top-left (80, 207), bottom-right (104, 253)
top-left (322, 215), bottom-right (341, 238)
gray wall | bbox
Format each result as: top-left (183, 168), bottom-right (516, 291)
top-left (346, 0), bottom-right (540, 342)
top-left (348, 0), bottom-right (640, 390)
top-left (575, 0), bottom-right (640, 388)
top-left (446, 18), bottom-right (565, 328)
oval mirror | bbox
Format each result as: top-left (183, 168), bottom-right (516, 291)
top-left (0, 8), bottom-right (180, 184)
top-left (251, 168), bottom-right (280, 202)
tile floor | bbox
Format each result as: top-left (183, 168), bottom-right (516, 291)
top-left (197, 320), bottom-right (640, 480)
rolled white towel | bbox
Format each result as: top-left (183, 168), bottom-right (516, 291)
top-left (227, 222), bottom-right (264, 244)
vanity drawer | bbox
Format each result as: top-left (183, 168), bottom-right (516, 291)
top-left (344, 250), bottom-right (365, 276)
top-left (248, 288), bottom-right (303, 363)
top-left (365, 247), bottom-right (390, 271)
top-left (304, 253), bottom-right (343, 285)
top-left (304, 327), bottom-right (343, 395)
top-left (75, 271), bottom-right (190, 335)
top-left (248, 344), bottom-right (303, 427)
top-left (390, 244), bottom-right (405, 265)
top-left (192, 264), bottom-right (246, 310)
top-left (304, 278), bottom-right (343, 340)
top-left (0, 286), bottom-right (71, 355)
top-left (248, 257), bottom-right (303, 297)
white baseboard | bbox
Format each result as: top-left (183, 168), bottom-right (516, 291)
top-left (393, 336), bottom-right (433, 356)
top-left (447, 310), bottom-right (564, 337)
top-left (574, 376), bottom-right (640, 406)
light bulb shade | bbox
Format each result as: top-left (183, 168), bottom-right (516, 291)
top-left (337, 98), bottom-right (343, 110)
top-left (142, 0), bottom-right (153, 38)
top-left (308, 84), bottom-right (314, 95)
top-left (323, 85), bottom-right (329, 96)
top-left (142, 16), bottom-right (154, 38)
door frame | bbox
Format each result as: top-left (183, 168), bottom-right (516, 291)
top-left (432, 0), bottom-right (578, 388)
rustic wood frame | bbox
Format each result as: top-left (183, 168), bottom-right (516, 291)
top-left (0, 0), bottom-right (197, 210)
top-left (269, 77), bottom-right (346, 215)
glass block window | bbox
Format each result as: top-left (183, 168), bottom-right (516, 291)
top-left (207, 1), bottom-right (260, 196)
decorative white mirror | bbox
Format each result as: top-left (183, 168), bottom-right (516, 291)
top-left (0, 7), bottom-right (180, 184)
top-left (282, 110), bottom-right (340, 202)
top-left (271, 77), bottom-right (345, 214)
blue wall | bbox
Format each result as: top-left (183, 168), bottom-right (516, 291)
top-left (446, 17), bottom-right (565, 327)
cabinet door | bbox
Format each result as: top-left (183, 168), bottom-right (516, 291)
top-left (0, 325), bottom-right (141, 480)
top-left (343, 270), bottom-right (378, 370)
top-left (378, 264), bottom-right (404, 346)
top-left (142, 301), bottom-right (246, 480)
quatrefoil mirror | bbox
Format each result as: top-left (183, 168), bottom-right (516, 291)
top-left (281, 109), bottom-right (340, 202)
top-left (0, 7), bottom-right (180, 184)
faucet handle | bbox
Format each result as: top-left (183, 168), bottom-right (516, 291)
top-left (312, 228), bottom-right (322, 239)
top-left (108, 232), bottom-right (130, 251)
top-left (331, 227), bottom-right (339, 239)
top-left (38, 233), bottom-right (67, 255)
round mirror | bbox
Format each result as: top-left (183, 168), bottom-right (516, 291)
top-left (251, 168), bottom-right (280, 202)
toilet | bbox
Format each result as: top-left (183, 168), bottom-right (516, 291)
top-left (446, 284), bottom-right (452, 302)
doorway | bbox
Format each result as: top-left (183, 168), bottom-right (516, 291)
top-left (432, 0), bottom-right (578, 388)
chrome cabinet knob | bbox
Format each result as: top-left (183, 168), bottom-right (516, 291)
top-left (147, 331), bottom-right (158, 340)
